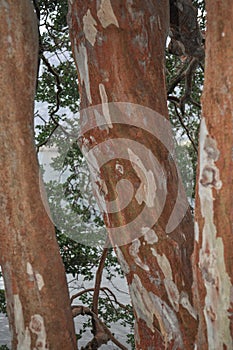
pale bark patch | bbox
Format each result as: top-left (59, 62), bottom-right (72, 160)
top-left (199, 118), bottom-right (222, 190)
top-left (115, 246), bottom-right (130, 274)
top-left (97, 0), bottom-right (119, 29)
top-left (13, 295), bottom-right (31, 350)
top-left (164, 278), bottom-right (180, 312)
top-left (151, 248), bottom-right (173, 280)
top-left (142, 227), bottom-right (158, 244)
top-left (129, 275), bottom-right (184, 348)
top-left (128, 148), bottom-right (157, 207)
top-left (74, 42), bottom-right (92, 104)
top-left (129, 274), bottom-right (155, 331)
top-left (83, 9), bottom-right (97, 46)
top-left (134, 322), bottom-right (140, 345)
top-left (179, 291), bottom-right (197, 320)
top-left (198, 118), bottom-right (231, 348)
top-left (29, 314), bottom-right (48, 350)
top-left (27, 262), bottom-right (45, 291)
top-left (35, 274), bottom-right (45, 292)
top-left (194, 221), bottom-right (199, 242)
top-left (99, 83), bottom-right (113, 129)
top-left (149, 293), bottom-right (184, 349)
top-left (129, 239), bottom-right (150, 271)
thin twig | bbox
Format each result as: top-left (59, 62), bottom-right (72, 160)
top-left (109, 279), bottom-right (129, 296)
top-left (101, 286), bottom-right (128, 309)
top-left (173, 103), bottom-right (198, 153)
top-left (71, 286), bottom-right (128, 310)
top-left (36, 54), bottom-right (63, 151)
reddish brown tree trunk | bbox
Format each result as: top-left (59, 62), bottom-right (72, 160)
top-left (68, 1), bottom-right (197, 348)
top-left (193, 1), bottom-right (233, 348)
top-left (0, 1), bottom-right (77, 349)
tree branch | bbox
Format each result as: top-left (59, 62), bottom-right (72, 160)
top-left (70, 286), bottom-right (128, 310)
top-left (169, 0), bottom-right (204, 60)
top-left (172, 101), bottom-right (198, 153)
top-left (72, 306), bottom-right (128, 350)
top-left (92, 248), bottom-right (108, 316)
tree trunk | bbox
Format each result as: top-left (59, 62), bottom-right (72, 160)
top-left (193, 1), bottom-right (233, 348)
top-left (68, 1), bottom-right (197, 348)
top-left (0, 1), bottom-right (77, 349)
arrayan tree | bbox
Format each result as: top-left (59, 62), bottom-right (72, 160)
top-left (68, 0), bottom-right (200, 348)
top-left (192, 1), bottom-right (233, 348)
top-left (0, 1), bottom-right (76, 349)
top-left (0, 0), bottom-right (232, 349)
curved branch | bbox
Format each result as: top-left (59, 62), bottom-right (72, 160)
top-left (70, 286), bottom-right (128, 310)
top-left (72, 305), bottom-right (128, 350)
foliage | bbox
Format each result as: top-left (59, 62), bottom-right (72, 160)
top-left (0, 290), bottom-right (6, 315)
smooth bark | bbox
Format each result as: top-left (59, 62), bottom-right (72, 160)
top-left (68, 1), bottom-right (197, 348)
top-left (193, 1), bottom-right (233, 348)
top-left (0, 1), bottom-right (77, 349)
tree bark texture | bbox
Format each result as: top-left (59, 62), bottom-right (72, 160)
top-left (193, 1), bottom-right (233, 349)
top-left (68, 1), bottom-right (197, 348)
top-left (0, 1), bottom-right (77, 349)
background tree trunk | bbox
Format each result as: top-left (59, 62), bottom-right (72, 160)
top-left (193, 1), bottom-right (233, 348)
top-left (0, 1), bottom-right (77, 349)
top-left (68, 1), bottom-right (197, 348)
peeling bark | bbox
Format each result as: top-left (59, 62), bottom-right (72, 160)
top-left (68, 1), bottom-right (197, 348)
top-left (193, 1), bottom-right (233, 348)
top-left (0, 1), bottom-right (77, 349)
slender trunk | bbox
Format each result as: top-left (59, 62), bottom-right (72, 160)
top-left (0, 1), bottom-right (77, 349)
top-left (68, 1), bottom-right (197, 348)
top-left (193, 1), bottom-right (233, 348)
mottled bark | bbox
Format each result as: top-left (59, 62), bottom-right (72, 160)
top-left (0, 1), bottom-right (77, 349)
top-left (68, 1), bottom-right (197, 348)
top-left (193, 1), bottom-right (233, 349)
